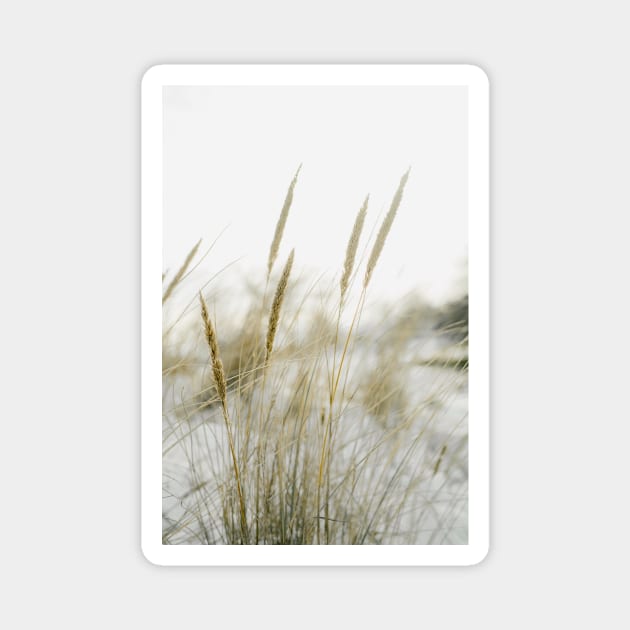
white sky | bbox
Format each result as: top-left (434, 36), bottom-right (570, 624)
top-left (163, 85), bottom-right (468, 307)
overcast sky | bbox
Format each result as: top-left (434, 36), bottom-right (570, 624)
top-left (163, 85), bottom-right (468, 307)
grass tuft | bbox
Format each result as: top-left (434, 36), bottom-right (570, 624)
top-left (162, 168), bottom-right (468, 546)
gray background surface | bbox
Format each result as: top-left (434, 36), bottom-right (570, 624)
top-left (1, 1), bottom-right (628, 627)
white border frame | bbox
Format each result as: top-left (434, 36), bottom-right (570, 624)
top-left (141, 64), bottom-right (489, 566)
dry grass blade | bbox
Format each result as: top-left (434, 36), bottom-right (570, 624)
top-left (340, 195), bottom-right (369, 301)
top-left (163, 239), bottom-right (202, 304)
top-left (364, 168), bottom-right (411, 288)
top-left (267, 165), bottom-right (301, 277)
top-left (266, 249), bottom-right (295, 361)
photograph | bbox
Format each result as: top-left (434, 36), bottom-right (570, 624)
top-left (142, 65), bottom-right (489, 563)
top-left (6, 0), bottom-right (629, 624)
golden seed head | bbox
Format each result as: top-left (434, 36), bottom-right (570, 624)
top-left (199, 292), bottom-right (227, 406)
top-left (267, 165), bottom-right (301, 278)
top-left (266, 249), bottom-right (295, 361)
top-left (364, 168), bottom-right (410, 288)
top-left (340, 195), bottom-right (369, 300)
top-left (162, 239), bottom-right (202, 304)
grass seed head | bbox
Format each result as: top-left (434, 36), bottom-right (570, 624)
top-left (340, 195), bottom-right (369, 301)
top-left (199, 292), bottom-right (228, 406)
top-left (163, 239), bottom-right (202, 304)
top-left (266, 249), bottom-right (295, 361)
top-left (364, 168), bottom-right (411, 288)
top-left (267, 165), bottom-right (301, 278)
